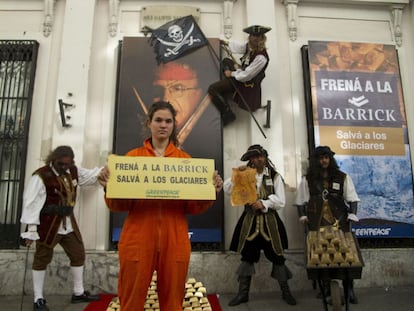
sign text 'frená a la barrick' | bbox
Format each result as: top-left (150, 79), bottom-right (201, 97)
top-left (106, 155), bottom-right (216, 200)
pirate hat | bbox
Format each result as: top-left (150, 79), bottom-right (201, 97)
top-left (240, 144), bottom-right (268, 161)
top-left (243, 25), bottom-right (271, 36)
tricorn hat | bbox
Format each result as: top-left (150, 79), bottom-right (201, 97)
top-left (243, 25), bottom-right (271, 36)
top-left (240, 144), bottom-right (268, 161)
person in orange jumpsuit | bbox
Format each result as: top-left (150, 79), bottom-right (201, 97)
top-left (98, 101), bottom-right (223, 311)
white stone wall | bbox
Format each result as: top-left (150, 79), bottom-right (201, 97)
top-left (1, 249), bottom-right (413, 295)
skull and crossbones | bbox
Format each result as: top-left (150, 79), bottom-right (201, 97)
top-left (157, 22), bottom-right (201, 57)
top-left (168, 25), bottom-right (184, 43)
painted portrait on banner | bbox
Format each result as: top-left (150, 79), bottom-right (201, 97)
top-left (111, 37), bottom-right (223, 248)
top-left (304, 41), bottom-right (414, 238)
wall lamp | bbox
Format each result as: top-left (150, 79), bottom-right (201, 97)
top-left (58, 99), bottom-right (73, 128)
top-left (261, 100), bottom-right (271, 128)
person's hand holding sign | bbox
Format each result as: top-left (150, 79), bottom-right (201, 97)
top-left (97, 165), bottom-right (110, 188)
top-left (213, 170), bottom-right (223, 193)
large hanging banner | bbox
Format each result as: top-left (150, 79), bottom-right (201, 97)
top-left (112, 37), bottom-right (223, 248)
top-left (305, 41), bottom-right (414, 238)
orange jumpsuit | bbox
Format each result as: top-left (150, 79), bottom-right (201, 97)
top-left (105, 138), bottom-right (214, 311)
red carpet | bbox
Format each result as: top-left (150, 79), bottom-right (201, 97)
top-left (83, 293), bottom-right (223, 311)
top-left (207, 293), bottom-right (223, 311)
top-left (83, 294), bottom-right (117, 311)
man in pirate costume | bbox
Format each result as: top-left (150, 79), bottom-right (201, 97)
top-left (295, 146), bottom-right (360, 303)
top-left (20, 146), bottom-right (102, 310)
top-left (208, 25), bottom-right (271, 126)
top-left (223, 145), bottom-right (297, 306)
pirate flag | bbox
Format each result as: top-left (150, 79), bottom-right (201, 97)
top-left (149, 15), bottom-right (208, 64)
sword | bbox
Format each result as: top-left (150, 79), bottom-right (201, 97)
top-left (20, 245), bottom-right (30, 311)
top-left (132, 86), bottom-right (148, 115)
top-left (177, 93), bottom-right (211, 146)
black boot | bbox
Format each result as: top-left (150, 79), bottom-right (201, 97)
top-left (228, 276), bottom-right (251, 306)
top-left (222, 108), bottom-right (236, 126)
top-left (348, 280), bottom-right (358, 304)
top-left (222, 58), bottom-right (236, 72)
top-left (210, 94), bottom-right (236, 126)
top-left (279, 281), bottom-right (297, 305)
top-left (316, 280), bottom-right (331, 299)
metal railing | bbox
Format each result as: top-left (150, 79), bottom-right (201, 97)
top-left (0, 40), bottom-right (38, 249)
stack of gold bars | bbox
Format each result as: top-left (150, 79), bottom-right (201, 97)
top-left (106, 271), bottom-right (213, 311)
top-left (183, 277), bottom-right (212, 311)
top-left (306, 226), bottom-right (362, 268)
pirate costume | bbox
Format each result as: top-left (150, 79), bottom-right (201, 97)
top-left (295, 146), bottom-right (359, 232)
top-left (20, 147), bottom-right (101, 310)
top-left (224, 145), bottom-right (296, 306)
top-left (208, 25), bottom-right (271, 126)
top-left (295, 146), bottom-right (360, 303)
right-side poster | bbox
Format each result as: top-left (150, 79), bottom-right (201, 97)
top-left (304, 41), bottom-right (414, 238)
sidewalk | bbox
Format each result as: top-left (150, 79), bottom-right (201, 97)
top-left (2, 286), bottom-right (413, 311)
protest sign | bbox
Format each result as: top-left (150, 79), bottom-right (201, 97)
top-left (106, 155), bottom-right (216, 200)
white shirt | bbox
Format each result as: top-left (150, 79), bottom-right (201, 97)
top-left (228, 41), bottom-right (268, 83)
top-left (295, 174), bottom-right (360, 206)
top-left (20, 165), bottom-right (101, 239)
top-left (295, 173), bottom-right (360, 223)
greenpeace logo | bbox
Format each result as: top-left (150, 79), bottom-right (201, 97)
top-left (354, 228), bottom-right (391, 236)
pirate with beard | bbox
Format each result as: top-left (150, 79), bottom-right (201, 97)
top-left (20, 145), bottom-right (103, 310)
top-left (295, 146), bottom-right (360, 304)
top-left (295, 146), bottom-right (360, 233)
top-left (223, 145), bottom-right (297, 306)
